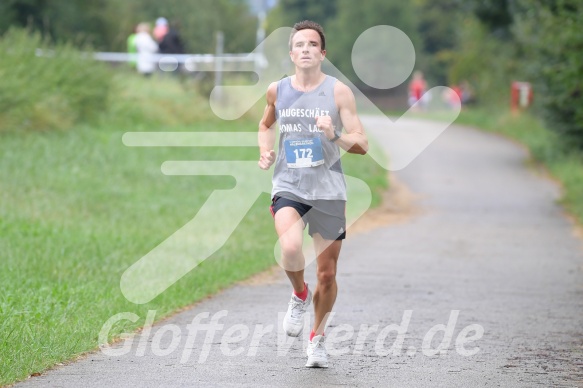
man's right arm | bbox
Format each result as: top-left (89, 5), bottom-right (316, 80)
top-left (258, 82), bottom-right (278, 170)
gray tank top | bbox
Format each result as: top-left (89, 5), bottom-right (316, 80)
top-left (272, 75), bottom-right (346, 201)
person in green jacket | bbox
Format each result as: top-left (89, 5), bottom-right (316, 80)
top-left (127, 24), bottom-right (138, 68)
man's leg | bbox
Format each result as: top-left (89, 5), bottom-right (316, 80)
top-left (305, 234), bottom-right (340, 368)
top-left (274, 206), bottom-right (306, 292)
top-left (274, 205), bottom-right (313, 337)
top-left (311, 234), bottom-right (342, 335)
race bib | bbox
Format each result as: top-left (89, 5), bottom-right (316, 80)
top-left (284, 138), bottom-right (324, 168)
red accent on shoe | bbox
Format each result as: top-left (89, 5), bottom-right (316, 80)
top-left (293, 282), bottom-right (308, 301)
top-left (310, 331), bottom-right (324, 341)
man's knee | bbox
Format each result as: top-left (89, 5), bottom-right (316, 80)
top-left (317, 268), bottom-right (336, 288)
top-left (280, 239), bottom-right (303, 260)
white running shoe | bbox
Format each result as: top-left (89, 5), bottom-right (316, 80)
top-left (282, 285), bottom-right (312, 337)
top-left (306, 335), bottom-right (328, 368)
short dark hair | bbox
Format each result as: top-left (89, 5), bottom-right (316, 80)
top-left (289, 20), bottom-right (326, 51)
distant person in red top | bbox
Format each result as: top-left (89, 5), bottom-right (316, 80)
top-left (450, 84), bottom-right (463, 107)
top-left (408, 70), bottom-right (428, 111)
top-left (442, 81), bottom-right (474, 110)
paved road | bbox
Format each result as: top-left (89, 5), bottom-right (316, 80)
top-left (18, 118), bottom-right (583, 387)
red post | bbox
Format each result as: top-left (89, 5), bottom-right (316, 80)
top-left (511, 81), bottom-right (533, 113)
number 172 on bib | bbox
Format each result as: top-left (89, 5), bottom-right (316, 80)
top-left (284, 138), bottom-right (325, 168)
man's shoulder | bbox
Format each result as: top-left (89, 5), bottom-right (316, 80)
top-left (333, 80), bottom-right (355, 104)
top-left (266, 81), bottom-right (279, 104)
top-left (267, 77), bottom-right (287, 91)
top-left (332, 78), bottom-right (349, 91)
top-left (267, 77), bottom-right (292, 102)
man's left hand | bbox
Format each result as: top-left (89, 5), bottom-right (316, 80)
top-left (315, 115), bottom-right (335, 140)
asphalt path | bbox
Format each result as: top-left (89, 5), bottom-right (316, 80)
top-left (17, 117), bottom-right (583, 387)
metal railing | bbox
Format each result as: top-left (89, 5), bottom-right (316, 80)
top-left (92, 52), bottom-right (267, 73)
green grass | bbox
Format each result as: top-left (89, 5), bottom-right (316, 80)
top-left (0, 121), bottom-right (269, 384)
top-left (0, 72), bottom-right (388, 385)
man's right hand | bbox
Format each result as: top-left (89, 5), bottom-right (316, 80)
top-left (258, 150), bottom-right (276, 170)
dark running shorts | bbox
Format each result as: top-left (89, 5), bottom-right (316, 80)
top-left (270, 194), bottom-right (346, 241)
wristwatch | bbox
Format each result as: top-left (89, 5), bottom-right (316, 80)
top-left (329, 129), bottom-right (341, 142)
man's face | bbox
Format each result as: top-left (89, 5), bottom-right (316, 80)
top-left (289, 29), bottom-right (326, 69)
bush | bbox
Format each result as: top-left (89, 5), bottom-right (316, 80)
top-left (513, 0), bottom-right (583, 149)
top-left (448, 16), bottom-right (519, 106)
top-left (0, 28), bottom-right (111, 132)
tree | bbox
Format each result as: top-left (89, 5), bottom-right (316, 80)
top-left (0, 0), bottom-right (49, 36)
top-left (472, 0), bottom-right (514, 37)
top-left (266, 0), bottom-right (337, 31)
top-left (513, 0), bottom-right (583, 148)
top-left (325, 0), bottom-right (421, 89)
top-left (0, 0), bottom-right (258, 54)
top-left (412, 0), bottom-right (464, 85)
top-left (0, 0), bottom-right (110, 48)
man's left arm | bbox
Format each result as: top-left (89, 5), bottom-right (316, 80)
top-left (332, 82), bottom-right (368, 155)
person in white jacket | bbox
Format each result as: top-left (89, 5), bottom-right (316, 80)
top-left (134, 23), bottom-right (159, 76)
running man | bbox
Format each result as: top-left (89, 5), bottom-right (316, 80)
top-left (258, 20), bottom-right (368, 368)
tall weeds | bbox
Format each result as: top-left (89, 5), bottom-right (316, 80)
top-left (0, 28), bottom-right (111, 132)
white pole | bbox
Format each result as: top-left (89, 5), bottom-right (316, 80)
top-left (255, 11), bottom-right (266, 76)
top-left (214, 31), bottom-right (224, 101)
